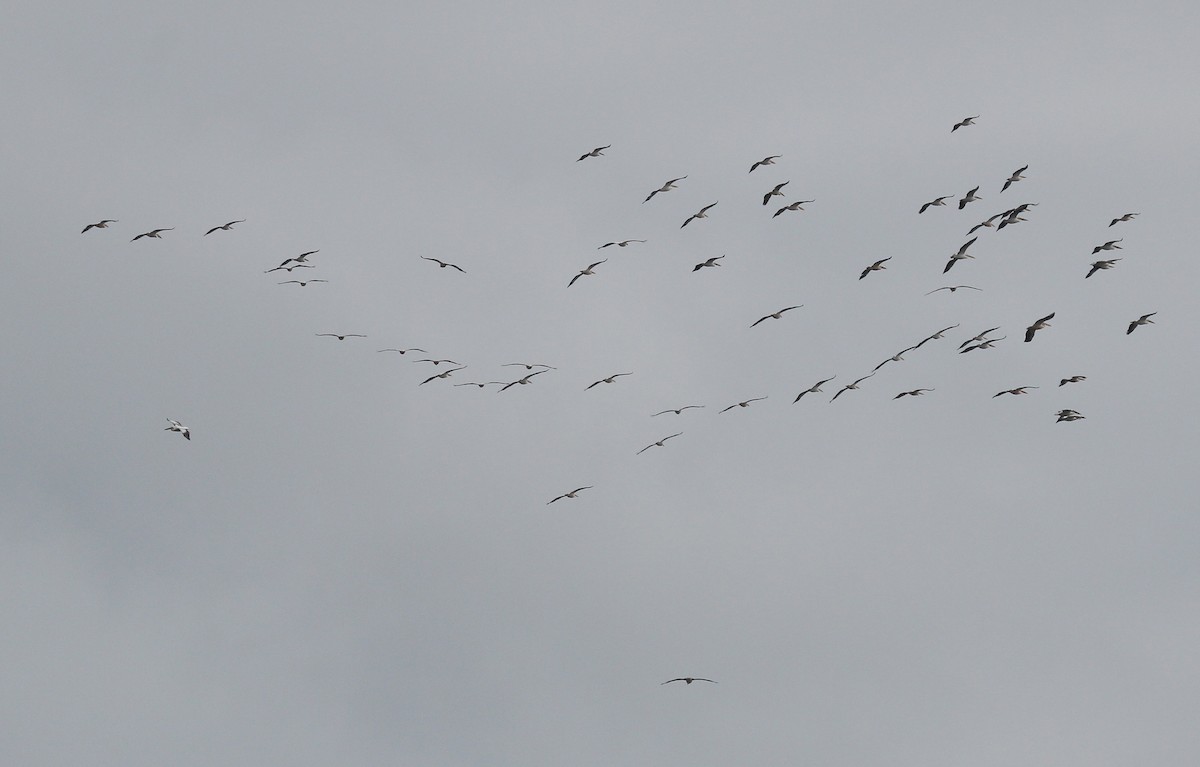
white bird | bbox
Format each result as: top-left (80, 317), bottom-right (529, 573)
top-left (762, 181), bottom-right (789, 206)
top-left (951, 115), bottom-right (979, 132)
top-left (958, 186), bottom-right (981, 210)
top-left (643, 176), bottom-right (686, 203)
top-left (454, 381), bottom-right (504, 388)
top-left (959, 327), bottom-right (1001, 349)
top-left (1024, 312), bottom-right (1055, 342)
top-left (749, 155), bottom-right (780, 173)
top-left (569, 259), bottom-right (607, 287)
top-left (377, 347), bottom-right (428, 355)
top-left (926, 285), bottom-right (980, 295)
top-left (994, 386), bottom-right (1038, 397)
top-left (498, 369), bottom-right (547, 392)
top-left (919, 196), bottom-right (953, 214)
top-left (637, 433), bottom-right (683, 455)
top-left (547, 486), bottom-right (592, 504)
top-left (204, 219), bottom-right (245, 235)
top-left (1059, 375), bottom-right (1086, 387)
top-left (913, 324), bottom-right (961, 349)
top-left (274, 250), bottom-right (319, 269)
top-left (652, 405), bottom-right (705, 416)
top-left (830, 373), bottom-right (875, 402)
top-left (874, 345), bottom-right (919, 372)
top-left (131, 228), bottom-right (173, 241)
top-left (1127, 312), bottom-right (1156, 335)
top-left (1000, 165), bottom-right (1027, 193)
top-left (1086, 259), bottom-right (1121, 278)
top-left (502, 362), bottom-right (556, 370)
top-left (81, 219), bottom-right (118, 233)
top-left (750, 305), bottom-right (803, 327)
top-left (421, 256), bottom-right (465, 272)
top-left (772, 199), bottom-right (814, 218)
top-left (1092, 239), bottom-right (1123, 254)
top-left (598, 240), bottom-right (646, 249)
top-left (414, 358), bottom-right (462, 366)
top-left (278, 279), bottom-right (328, 287)
top-left (165, 418), bottom-right (191, 440)
top-left (1056, 410), bottom-right (1085, 422)
top-left (894, 388), bottom-right (934, 399)
top-left (681, 202), bottom-right (718, 228)
top-left (720, 397), bottom-right (767, 413)
top-left (264, 263), bottom-right (315, 273)
top-left (967, 213), bottom-right (1005, 234)
top-left (420, 366), bottom-right (467, 385)
top-left (662, 677), bottom-right (717, 685)
top-left (943, 237), bottom-right (978, 273)
top-left (959, 336), bottom-right (1005, 353)
top-left (794, 376), bottom-right (836, 402)
top-left (692, 255), bottom-right (724, 271)
top-left (1109, 213), bottom-right (1139, 227)
top-left (316, 333), bottom-right (366, 340)
top-left (577, 145), bottom-right (609, 161)
top-left (586, 372), bottom-right (633, 390)
top-left (859, 257), bottom-right (891, 280)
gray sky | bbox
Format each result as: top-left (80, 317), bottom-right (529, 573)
top-left (3, 1), bottom-right (1199, 765)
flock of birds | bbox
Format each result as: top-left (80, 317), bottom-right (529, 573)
top-left (81, 113), bottom-right (1159, 690)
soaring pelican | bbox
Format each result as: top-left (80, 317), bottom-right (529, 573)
top-left (859, 257), bottom-right (891, 280)
top-left (577, 145), bottom-right (610, 161)
top-left (165, 418), bottom-right (191, 440)
top-left (598, 240), bottom-right (646, 249)
top-left (692, 255), bottom-right (724, 271)
top-left (652, 405), bottom-right (705, 416)
top-left (131, 228), bottom-right (173, 241)
top-left (958, 186), bottom-right (981, 210)
top-left (794, 376), bottom-right (836, 402)
top-left (1059, 375), bottom-right (1086, 387)
top-left (720, 397), bottom-right (767, 413)
top-left (894, 388), bottom-right (934, 398)
top-left (681, 202), bottom-right (718, 228)
top-left (749, 155), bottom-right (780, 173)
top-left (772, 200), bottom-right (813, 218)
top-left (1086, 259), bottom-right (1121, 278)
top-left (762, 181), bottom-right (789, 206)
top-left (278, 280), bottom-right (328, 287)
top-left (586, 372), bottom-right (633, 389)
top-left (1126, 312), bottom-right (1156, 335)
top-left (499, 370), bottom-right (547, 392)
top-left (750, 305), bottom-right (803, 327)
top-left (643, 176), bottom-right (687, 203)
top-left (204, 219), bottom-right (245, 235)
top-left (1092, 239), bottom-right (1122, 254)
top-left (913, 324), bottom-right (961, 348)
top-left (421, 256), bottom-right (465, 272)
top-left (951, 115), bottom-right (979, 132)
top-left (1000, 166), bottom-right (1027, 193)
top-left (919, 196), bottom-right (953, 214)
top-left (662, 677), bottom-right (717, 685)
top-left (926, 285), bottom-right (980, 295)
top-left (547, 486), bottom-right (592, 504)
top-left (637, 433), bottom-right (683, 455)
top-left (569, 259), bottom-right (607, 287)
top-left (316, 333), bottom-right (366, 340)
top-left (994, 386), bottom-right (1038, 397)
top-left (830, 373), bottom-right (875, 402)
top-left (1024, 313), bottom-right (1055, 342)
top-left (943, 237), bottom-right (979, 273)
top-left (419, 366), bottom-right (466, 385)
top-left (1109, 213), bottom-right (1139, 227)
top-left (81, 219), bottom-right (118, 233)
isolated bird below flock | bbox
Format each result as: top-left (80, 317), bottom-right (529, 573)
top-left (165, 418), bottom-right (191, 440)
top-left (204, 219), bottom-right (245, 235)
top-left (859, 257), bottom-right (891, 280)
top-left (681, 202), bottom-right (718, 228)
top-left (547, 486), bottom-right (592, 504)
top-left (1127, 312), bottom-right (1156, 334)
top-left (586, 372), bottom-right (633, 389)
top-left (692, 255), bottom-right (724, 271)
top-left (576, 145), bottom-right (609, 161)
top-left (569, 259), bottom-right (607, 287)
top-left (131, 228), bottom-right (174, 241)
top-left (1086, 259), bottom-right (1121, 278)
top-left (720, 397), bottom-right (767, 413)
top-left (748, 155), bottom-right (780, 172)
top-left (1024, 312), bottom-right (1055, 343)
top-left (750, 305), bottom-right (803, 327)
top-left (643, 176), bottom-right (686, 203)
top-left (662, 678), bottom-right (717, 685)
top-left (637, 433), bottom-right (683, 455)
top-left (82, 219), bottom-right (118, 233)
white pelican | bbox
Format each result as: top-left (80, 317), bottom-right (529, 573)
top-left (637, 433), bottom-right (683, 455)
top-left (316, 333), bottom-right (366, 340)
top-left (859, 257), bottom-right (891, 280)
top-left (377, 348), bottom-right (428, 354)
top-left (598, 240), bottom-right (646, 249)
top-left (830, 373), bottom-right (875, 402)
top-left (720, 396), bottom-right (767, 413)
top-left (762, 181), bottom-right (789, 206)
top-left (264, 263), bottom-right (315, 273)
top-left (577, 145), bottom-right (609, 161)
top-left (1056, 409), bottom-right (1085, 422)
top-left (1000, 166), bottom-right (1027, 193)
top-left (499, 369), bottom-right (547, 392)
top-left (419, 366), bottom-right (466, 385)
top-left (772, 199), bottom-right (813, 218)
top-left (204, 219), bottom-right (245, 235)
top-left (750, 305), bottom-right (803, 327)
top-left (421, 256), bottom-right (465, 272)
top-left (1126, 312), bottom-right (1156, 335)
top-left (874, 345), bottom-right (919, 372)
top-left (1059, 375), bottom-right (1086, 386)
top-left (81, 219), bottom-right (118, 233)
top-left (662, 677), bottom-right (717, 685)
top-left (926, 285), bottom-right (980, 295)
top-left (919, 196), bottom-right (953, 214)
top-left (1086, 259), bottom-right (1121, 278)
top-left (994, 386), bottom-right (1038, 397)
top-left (547, 486), bottom-right (592, 504)
top-left (681, 202), bottom-right (718, 228)
top-left (652, 405), bottom-right (704, 416)
top-left (967, 213), bottom-right (1004, 234)
top-left (794, 376), bottom-right (836, 402)
top-left (1024, 312), bottom-right (1055, 342)
top-left (959, 327), bottom-right (1001, 349)
top-left (943, 237), bottom-right (978, 273)
top-left (913, 324), bottom-right (961, 348)
top-left (586, 372), bottom-right (633, 390)
top-left (643, 176), bottom-right (686, 203)
top-left (749, 155), bottom-right (780, 172)
top-left (502, 363), bottom-right (556, 370)
top-left (894, 388), bottom-right (934, 398)
top-left (274, 250), bottom-right (319, 269)
top-left (958, 186), bottom-right (981, 210)
top-left (165, 418), bottom-right (191, 440)
top-left (692, 255), bottom-right (724, 271)
top-left (569, 259), bottom-right (607, 287)
top-left (951, 115), bottom-right (979, 132)
top-left (959, 336), bottom-right (1005, 353)
top-left (1109, 213), bottom-right (1139, 227)
top-left (131, 228), bottom-right (173, 241)
top-left (414, 358), bottom-right (462, 366)
top-left (278, 279), bottom-right (328, 287)
top-left (1092, 239), bottom-right (1123, 254)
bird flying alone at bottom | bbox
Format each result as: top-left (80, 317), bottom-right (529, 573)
top-left (165, 418), bottom-right (191, 440)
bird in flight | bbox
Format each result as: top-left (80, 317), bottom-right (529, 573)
top-left (1086, 259), bottom-right (1121, 278)
top-left (131, 228), bottom-right (173, 241)
top-left (762, 181), bottom-right (789, 206)
top-left (794, 376), bottom-right (836, 402)
top-left (502, 362), bottom-right (556, 370)
top-left (720, 397), bottom-right (767, 413)
top-left (81, 219), bottom-right (118, 233)
top-left (874, 346), bottom-right (919, 372)
top-left (1109, 213), bottom-right (1139, 227)
top-left (577, 145), bottom-right (609, 161)
top-left (1127, 312), bottom-right (1156, 335)
top-left (421, 256), bottom-right (465, 272)
top-left (967, 213), bottom-right (1005, 235)
top-left (959, 327), bottom-right (1001, 349)
top-left (951, 115), bottom-right (979, 132)
top-left (420, 366), bottom-right (467, 385)
top-left (165, 418), bottom-right (191, 440)
top-left (498, 369), bottom-right (547, 392)
top-left (919, 196), bottom-right (953, 214)
top-left (913, 324), bottom-right (961, 349)
top-left (681, 202), bottom-right (718, 228)
top-left (772, 199), bottom-right (814, 218)
top-left (586, 372), bottom-right (633, 389)
top-left (959, 336), bottom-right (1005, 354)
top-left (859, 257), bottom-right (891, 280)
top-left (958, 186), bottom-right (981, 210)
top-left (1056, 409), bottom-right (1085, 422)
top-left (692, 255), bottom-right (724, 271)
top-left (749, 155), bottom-right (780, 173)
top-left (547, 486), bottom-right (592, 504)
top-left (204, 219), bottom-right (245, 235)
top-left (569, 259), bottom-right (607, 287)
top-left (637, 433), bottom-right (683, 455)
top-left (598, 240), bottom-right (646, 249)
top-left (1059, 375), bottom-right (1087, 387)
top-left (454, 381), bottom-right (504, 388)
top-left (273, 251), bottom-right (319, 270)
top-left (1024, 312), bottom-right (1055, 342)
top-left (662, 677), bottom-right (717, 685)
top-left (894, 388), bottom-right (934, 399)
top-left (265, 263), bottom-right (315, 273)
top-left (414, 358), bottom-right (461, 366)
top-left (943, 237), bottom-right (979, 274)
top-left (1092, 239), bottom-right (1123, 254)
top-left (278, 279), bottom-right (328, 287)
top-left (643, 176), bottom-right (686, 203)
top-left (652, 405), bottom-right (704, 416)
top-left (994, 386), bottom-right (1039, 397)
top-left (750, 305), bottom-right (803, 327)
top-left (926, 285), bottom-right (980, 295)
top-left (1000, 166), bottom-right (1028, 193)
top-left (830, 373), bottom-right (875, 402)
top-left (316, 333), bottom-right (366, 340)
top-left (377, 348), bottom-right (428, 355)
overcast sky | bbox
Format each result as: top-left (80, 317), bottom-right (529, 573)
top-left (3, 1), bottom-right (1199, 765)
